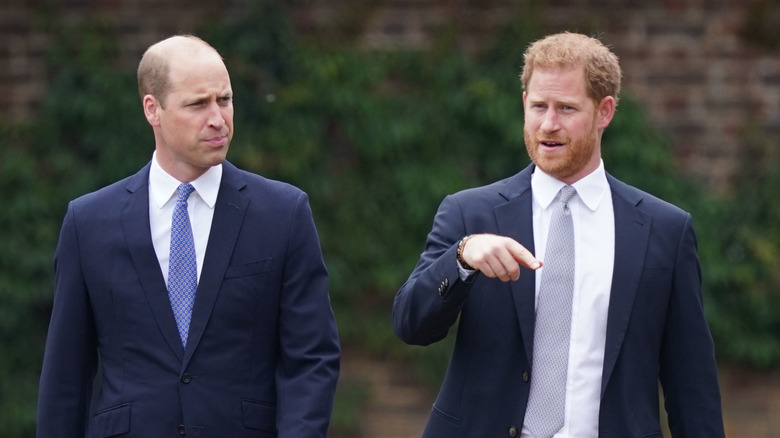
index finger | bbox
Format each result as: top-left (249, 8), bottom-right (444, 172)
top-left (507, 240), bottom-right (542, 270)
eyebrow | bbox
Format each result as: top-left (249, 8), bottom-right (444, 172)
top-left (185, 90), bottom-right (233, 101)
top-left (526, 95), bottom-right (581, 107)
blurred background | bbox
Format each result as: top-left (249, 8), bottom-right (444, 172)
top-left (2, 0), bottom-right (779, 436)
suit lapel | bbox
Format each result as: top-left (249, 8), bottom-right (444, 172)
top-left (600, 175), bottom-right (651, 396)
top-left (182, 162), bottom-right (248, 366)
top-left (121, 163), bottom-right (185, 360)
top-left (490, 168), bottom-right (652, 395)
top-left (495, 165), bottom-right (537, 363)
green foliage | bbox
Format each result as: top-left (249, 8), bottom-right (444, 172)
top-left (3, 0), bottom-right (780, 435)
top-left (601, 97), bottom-right (698, 207)
top-left (0, 23), bottom-right (152, 436)
top-left (228, 49), bottom-right (531, 363)
top-left (0, 120), bottom-right (51, 437)
top-left (330, 377), bottom-right (370, 436)
top-left (700, 135), bottom-right (780, 367)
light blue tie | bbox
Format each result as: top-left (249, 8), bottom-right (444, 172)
top-left (525, 185), bottom-right (577, 438)
top-left (168, 183), bottom-right (197, 347)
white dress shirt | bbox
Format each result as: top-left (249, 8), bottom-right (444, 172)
top-left (149, 152), bottom-right (222, 285)
top-left (521, 161), bottom-right (615, 438)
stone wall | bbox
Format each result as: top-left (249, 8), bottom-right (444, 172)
top-left (3, 0), bottom-right (779, 190)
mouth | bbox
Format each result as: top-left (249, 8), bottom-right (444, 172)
top-left (540, 140), bottom-right (565, 149)
top-left (204, 136), bottom-right (228, 147)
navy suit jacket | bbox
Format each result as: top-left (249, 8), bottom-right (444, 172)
top-left (37, 161), bottom-right (340, 438)
top-left (393, 164), bottom-right (724, 437)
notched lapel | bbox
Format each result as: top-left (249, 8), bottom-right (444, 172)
top-left (601, 183), bottom-right (651, 396)
top-left (495, 170), bottom-right (537, 364)
top-left (121, 166), bottom-right (186, 360)
top-left (183, 168), bottom-right (248, 366)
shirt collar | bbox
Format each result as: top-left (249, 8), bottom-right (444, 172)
top-left (149, 151), bottom-right (222, 209)
top-left (531, 160), bottom-right (609, 212)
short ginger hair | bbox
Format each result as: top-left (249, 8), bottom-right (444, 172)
top-left (520, 32), bottom-right (622, 105)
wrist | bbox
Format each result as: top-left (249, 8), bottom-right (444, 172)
top-left (457, 235), bottom-right (476, 271)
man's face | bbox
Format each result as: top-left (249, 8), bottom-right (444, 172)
top-left (523, 66), bottom-right (612, 184)
top-left (146, 49), bottom-right (234, 182)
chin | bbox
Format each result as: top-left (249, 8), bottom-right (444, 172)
top-left (206, 149), bottom-right (229, 164)
top-left (534, 157), bottom-right (563, 174)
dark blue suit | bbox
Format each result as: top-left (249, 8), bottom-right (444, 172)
top-left (393, 164), bottom-right (724, 437)
top-left (38, 161), bottom-right (340, 437)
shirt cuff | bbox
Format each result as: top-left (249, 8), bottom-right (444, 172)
top-left (457, 261), bottom-right (477, 281)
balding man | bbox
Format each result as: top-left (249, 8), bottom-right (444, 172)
top-left (37, 35), bottom-right (340, 438)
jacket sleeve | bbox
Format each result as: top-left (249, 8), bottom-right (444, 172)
top-left (659, 214), bottom-right (725, 437)
top-left (37, 202), bottom-right (99, 438)
top-left (392, 194), bottom-right (477, 346)
top-left (275, 193), bottom-right (340, 438)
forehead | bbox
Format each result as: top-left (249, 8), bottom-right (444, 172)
top-left (167, 49), bottom-right (231, 94)
top-left (526, 66), bottom-right (588, 100)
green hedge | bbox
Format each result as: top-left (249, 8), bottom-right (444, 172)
top-left (1, 0), bottom-right (779, 435)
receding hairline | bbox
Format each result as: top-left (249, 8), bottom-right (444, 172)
top-left (137, 35), bottom-right (224, 103)
top-left (147, 35), bottom-right (220, 60)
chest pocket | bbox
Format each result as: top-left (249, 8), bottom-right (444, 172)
top-left (224, 258), bottom-right (276, 279)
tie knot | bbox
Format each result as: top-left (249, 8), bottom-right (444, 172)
top-left (558, 185), bottom-right (576, 205)
top-left (176, 183), bottom-right (195, 203)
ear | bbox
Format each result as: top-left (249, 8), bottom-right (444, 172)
top-left (597, 96), bottom-right (616, 130)
top-left (522, 91), bottom-right (527, 106)
top-left (143, 95), bottom-right (162, 127)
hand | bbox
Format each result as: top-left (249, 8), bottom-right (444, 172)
top-left (461, 234), bottom-right (542, 282)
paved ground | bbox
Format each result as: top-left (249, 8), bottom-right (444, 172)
top-left (338, 352), bottom-right (780, 438)
top-left (720, 366), bottom-right (780, 437)
top-left (337, 350), bottom-right (431, 437)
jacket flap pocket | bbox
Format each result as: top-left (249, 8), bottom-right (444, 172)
top-left (242, 399), bottom-right (276, 432)
top-left (92, 403), bottom-right (131, 437)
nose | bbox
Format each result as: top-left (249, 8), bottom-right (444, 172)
top-left (207, 102), bottom-right (225, 129)
top-left (539, 108), bottom-right (559, 133)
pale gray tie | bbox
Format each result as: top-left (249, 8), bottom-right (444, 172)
top-left (524, 185), bottom-right (577, 438)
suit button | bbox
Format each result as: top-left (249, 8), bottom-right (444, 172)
top-left (522, 371), bottom-right (529, 382)
top-left (181, 373), bottom-right (192, 384)
top-left (178, 424), bottom-right (186, 435)
top-left (437, 278), bottom-right (449, 296)
top-left (508, 425), bottom-right (518, 437)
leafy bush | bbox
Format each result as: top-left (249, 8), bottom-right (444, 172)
top-left (700, 135), bottom-right (780, 367)
top-left (0, 120), bottom-right (51, 437)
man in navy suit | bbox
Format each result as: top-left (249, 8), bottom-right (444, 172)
top-left (37, 35), bottom-right (340, 437)
top-left (393, 32), bottom-right (724, 437)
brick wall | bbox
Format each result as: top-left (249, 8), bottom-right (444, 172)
top-left (3, 0), bottom-right (779, 191)
top-left (0, 0), bottom-right (248, 119)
